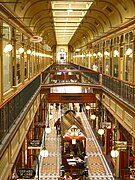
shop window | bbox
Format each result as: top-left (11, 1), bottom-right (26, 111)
top-left (113, 51), bottom-right (119, 78)
top-left (23, 36), bottom-right (28, 80)
top-left (24, 51), bottom-right (28, 79)
top-left (3, 22), bottom-right (12, 92)
top-left (112, 36), bottom-right (119, 78)
top-left (124, 44), bottom-right (133, 82)
top-left (104, 49), bottom-right (110, 75)
top-left (125, 32), bottom-right (133, 44)
top-left (120, 35), bottom-right (123, 46)
top-left (124, 32), bottom-right (133, 82)
top-left (16, 44), bottom-right (21, 84)
top-left (29, 59), bottom-right (32, 77)
top-left (120, 35), bottom-right (124, 58)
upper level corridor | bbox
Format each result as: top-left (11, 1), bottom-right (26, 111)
top-left (41, 63), bottom-right (135, 109)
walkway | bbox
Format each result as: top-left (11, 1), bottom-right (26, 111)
top-left (80, 113), bottom-right (115, 180)
top-left (37, 109), bottom-right (115, 180)
top-left (39, 109), bottom-right (61, 180)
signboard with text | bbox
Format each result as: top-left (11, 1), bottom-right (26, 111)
top-left (17, 168), bottom-right (36, 179)
top-left (114, 141), bottom-right (127, 150)
top-left (28, 139), bottom-right (41, 147)
top-left (102, 122), bottom-right (111, 129)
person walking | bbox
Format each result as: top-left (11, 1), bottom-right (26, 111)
top-left (54, 118), bottom-right (61, 135)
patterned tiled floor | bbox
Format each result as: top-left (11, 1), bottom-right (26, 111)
top-left (80, 113), bottom-right (115, 180)
top-left (39, 109), bottom-right (60, 179)
top-left (36, 109), bottom-right (115, 180)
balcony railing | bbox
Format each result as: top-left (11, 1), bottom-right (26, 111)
top-left (41, 63), bottom-right (100, 86)
top-left (0, 76), bottom-right (40, 143)
top-left (102, 74), bottom-right (135, 108)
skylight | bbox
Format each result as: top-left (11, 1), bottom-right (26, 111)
top-left (51, 1), bottom-right (93, 45)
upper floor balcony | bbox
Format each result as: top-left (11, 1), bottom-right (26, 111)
top-left (0, 62), bottom-right (134, 146)
top-left (41, 63), bottom-right (135, 110)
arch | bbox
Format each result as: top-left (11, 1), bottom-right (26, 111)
top-left (98, 0), bottom-right (123, 23)
top-left (29, 10), bottom-right (53, 27)
top-left (83, 16), bottom-right (104, 33)
top-left (78, 26), bottom-right (95, 37)
top-left (31, 16), bottom-right (53, 29)
top-left (69, 35), bottom-right (84, 48)
top-left (86, 9), bottom-right (112, 28)
top-left (22, 1), bottom-right (50, 21)
top-left (36, 23), bottom-right (54, 34)
top-left (34, 22), bottom-right (54, 33)
top-left (80, 22), bottom-right (98, 35)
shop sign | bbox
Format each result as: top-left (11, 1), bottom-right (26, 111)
top-left (130, 168), bottom-right (135, 179)
top-left (30, 36), bottom-right (42, 42)
top-left (29, 139), bottom-right (41, 147)
top-left (115, 141), bottom-right (127, 150)
top-left (17, 168), bottom-right (36, 179)
top-left (102, 122), bottom-right (111, 129)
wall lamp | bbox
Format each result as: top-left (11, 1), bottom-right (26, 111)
top-left (86, 104), bottom-right (91, 110)
top-left (26, 49), bottom-right (32, 54)
top-left (18, 47), bottom-right (24, 54)
top-left (90, 114), bottom-right (96, 120)
top-left (40, 147), bottom-right (49, 157)
top-left (110, 127), bottom-right (119, 158)
top-left (98, 128), bottom-right (105, 136)
top-left (40, 129), bottom-right (48, 157)
top-left (98, 122), bottom-right (111, 136)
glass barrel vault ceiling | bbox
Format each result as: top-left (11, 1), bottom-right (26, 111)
top-left (51, 1), bottom-right (93, 45)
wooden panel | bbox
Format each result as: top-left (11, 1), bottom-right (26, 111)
top-left (11, 132), bottom-right (19, 160)
top-left (47, 93), bottom-right (96, 103)
top-left (124, 112), bottom-right (133, 128)
top-left (0, 149), bottom-right (9, 179)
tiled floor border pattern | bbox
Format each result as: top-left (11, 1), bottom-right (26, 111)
top-left (80, 112), bottom-right (115, 180)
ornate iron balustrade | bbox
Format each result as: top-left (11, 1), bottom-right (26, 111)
top-left (0, 76), bottom-right (40, 143)
top-left (102, 75), bottom-right (135, 108)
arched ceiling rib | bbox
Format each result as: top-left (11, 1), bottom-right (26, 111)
top-left (96, 1), bottom-right (123, 23)
top-left (83, 17), bottom-right (105, 33)
top-left (1, 0), bottom-right (135, 50)
top-left (27, 8), bottom-right (53, 29)
top-left (80, 22), bottom-right (99, 35)
top-left (85, 11), bottom-right (112, 29)
top-left (36, 22), bottom-right (54, 33)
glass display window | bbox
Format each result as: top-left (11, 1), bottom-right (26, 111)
top-left (3, 22), bottom-right (12, 92)
top-left (112, 37), bottom-right (119, 78)
top-left (104, 49), bottom-right (110, 75)
top-left (124, 32), bottom-right (133, 82)
top-left (124, 44), bottom-right (133, 82)
top-left (16, 43), bottom-right (22, 84)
